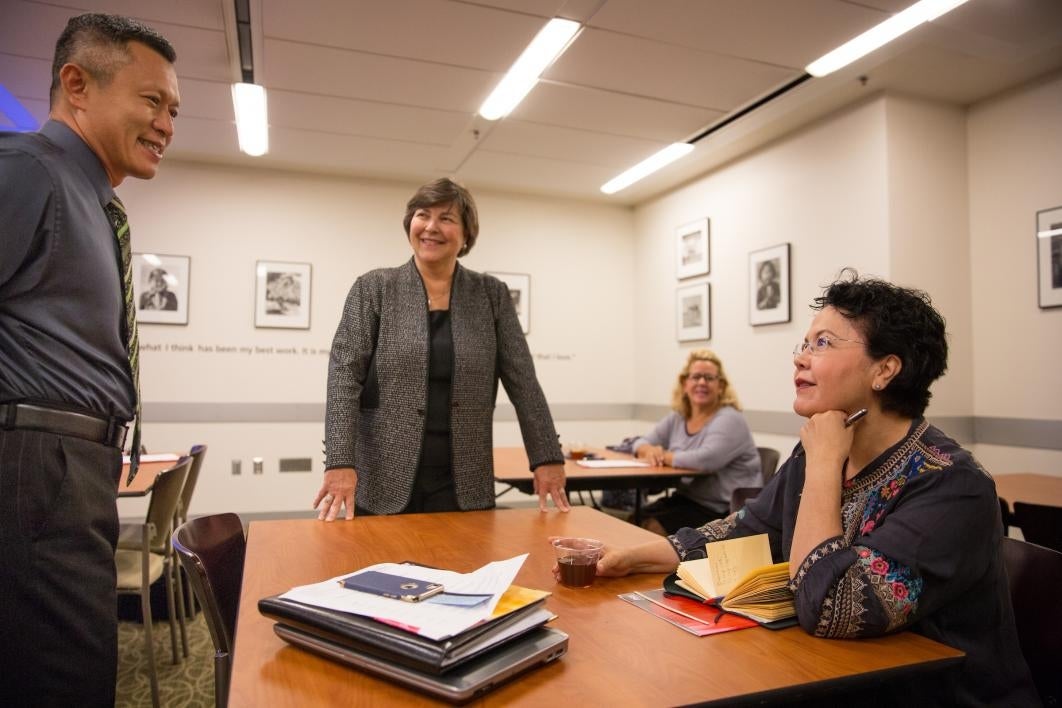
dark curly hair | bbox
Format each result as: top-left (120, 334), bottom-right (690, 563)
top-left (403, 178), bottom-right (479, 257)
top-left (813, 269), bottom-right (948, 419)
top-left (50, 13), bottom-right (176, 108)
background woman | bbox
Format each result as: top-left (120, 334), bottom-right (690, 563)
top-left (316, 178), bottom-right (567, 519)
top-left (633, 350), bottom-right (761, 535)
top-left (565, 272), bottom-right (1036, 706)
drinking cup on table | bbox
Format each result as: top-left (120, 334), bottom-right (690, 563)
top-left (552, 537), bottom-right (604, 588)
top-left (568, 442), bottom-right (588, 460)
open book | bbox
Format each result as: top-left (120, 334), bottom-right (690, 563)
top-left (675, 534), bottom-right (795, 624)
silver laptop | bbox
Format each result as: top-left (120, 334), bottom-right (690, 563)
top-left (273, 623), bottom-right (568, 704)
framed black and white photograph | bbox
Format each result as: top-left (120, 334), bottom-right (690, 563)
top-left (255, 260), bottom-right (312, 329)
top-left (132, 253), bottom-right (189, 325)
top-left (1037, 205), bottom-right (1062, 309)
top-left (675, 218), bottom-right (710, 279)
top-left (487, 271), bottom-right (531, 334)
top-left (749, 243), bottom-right (791, 326)
top-left (676, 282), bottom-right (710, 342)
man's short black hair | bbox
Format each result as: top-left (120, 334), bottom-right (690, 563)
top-left (50, 13), bottom-right (176, 107)
top-left (813, 269), bottom-right (948, 419)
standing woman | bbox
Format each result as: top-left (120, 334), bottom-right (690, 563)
top-left (633, 350), bottom-right (761, 535)
top-left (315, 178), bottom-right (568, 518)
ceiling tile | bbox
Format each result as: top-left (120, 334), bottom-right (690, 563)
top-left (545, 27), bottom-right (797, 111)
top-left (267, 90), bottom-right (471, 145)
top-left (480, 119), bottom-right (665, 168)
top-left (512, 81), bottom-right (723, 142)
top-left (588, 0), bottom-right (888, 68)
top-left (262, 0), bottom-right (545, 71)
top-left (30, 0), bottom-right (225, 29)
top-left (457, 149), bottom-right (615, 200)
top-left (0, 54), bottom-right (50, 101)
top-left (262, 38), bottom-right (496, 113)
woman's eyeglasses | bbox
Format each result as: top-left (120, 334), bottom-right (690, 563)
top-left (686, 373), bottom-right (720, 383)
top-left (793, 335), bottom-right (865, 356)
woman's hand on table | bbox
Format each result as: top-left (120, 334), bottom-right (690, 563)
top-left (636, 444), bottom-right (666, 466)
top-left (314, 467), bottom-right (357, 521)
top-left (533, 463), bottom-right (571, 512)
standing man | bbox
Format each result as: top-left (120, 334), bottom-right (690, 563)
top-left (0, 14), bottom-right (178, 707)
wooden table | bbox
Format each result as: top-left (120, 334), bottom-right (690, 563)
top-left (493, 447), bottom-right (702, 522)
top-left (994, 474), bottom-right (1062, 510)
top-left (118, 458), bottom-right (179, 497)
top-left (229, 508), bottom-right (963, 707)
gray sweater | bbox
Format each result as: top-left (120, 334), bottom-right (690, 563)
top-left (325, 259), bottom-right (563, 513)
top-left (633, 407), bottom-right (761, 513)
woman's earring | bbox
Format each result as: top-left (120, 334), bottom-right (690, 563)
top-left (873, 383), bottom-right (882, 391)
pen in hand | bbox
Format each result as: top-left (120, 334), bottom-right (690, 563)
top-left (844, 408), bottom-right (869, 427)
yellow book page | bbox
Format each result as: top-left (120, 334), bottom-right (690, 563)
top-left (701, 534), bottom-right (774, 597)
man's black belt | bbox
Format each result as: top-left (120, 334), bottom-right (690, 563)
top-left (0, 402), bottom-right (128, 449)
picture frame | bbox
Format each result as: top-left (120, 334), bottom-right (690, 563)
top-left (1036, 205), bottom-right (1062, 309)
top-left (675, 218), bottom-right (710, 279)
top-left (748, 243), bottom-right (791, 326)
top-left (132, 253), bottom-right (190, 325)
top-left (255, 260), bottom-right (312, 329)
top-left (676, 282), bottom-right (711, 342)
top-left (487, 271), bottom-right (531, 334)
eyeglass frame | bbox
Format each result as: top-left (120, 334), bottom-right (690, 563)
top-left (793, 334), bottom-right (866, 357)
top-left (684, 372), bottom-right (721, 383)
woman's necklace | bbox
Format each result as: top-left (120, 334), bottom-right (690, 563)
top-left (427, 288), bottom-right (450, 307)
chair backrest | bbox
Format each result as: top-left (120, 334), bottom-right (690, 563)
top-left (730, 486), bottom-right (762, 514)
top-left (1012, 502), bottom-right (1062, 553)
top-left (172, 513), bottom-right (246, 655)
top-left (757, 447), bottom-right (781, 485)
top-left (178, 444), bottom-right (208, 523)
top-left (145, 457), bottom-right (191, 552)
top-left (1001, 537), bottom-right (1062, 704)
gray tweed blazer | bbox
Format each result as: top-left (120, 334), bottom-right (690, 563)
top-left (325, 258), bottom-right (563, 513)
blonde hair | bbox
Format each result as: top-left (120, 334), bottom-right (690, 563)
top-left (670, 349), bottom-right (742, 418)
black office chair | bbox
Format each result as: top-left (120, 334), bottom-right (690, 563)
top-left (730, 486), bottom-right (762, 514)
top-left (172, 513), bottom-right (246, 708)
top-left (1012, 502), bottom-right (1062, 553)
top-left (1002, 537), bottom-right (1062, 705)
top-left (757, 446), bottom-right (780, 485)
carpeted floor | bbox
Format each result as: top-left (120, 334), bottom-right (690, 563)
top-left (116, 612), bottom-right (215, 707)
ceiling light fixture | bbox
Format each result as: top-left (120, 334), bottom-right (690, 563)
top-left (600, 143), bottom-right (695, 195)
top-left (479, 18), bottom-right (581, 121)
top-left (805, 0), bottom-right (971, 77)
top-left (231, 0), bottom-right (268, 156)
top-left (232, 82), bottom-right (268, 156)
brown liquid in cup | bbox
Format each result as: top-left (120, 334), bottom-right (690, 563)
top-left (569, 450), bottom-right (588, 460)
top-left (558, 556), bottom-right (597, 587)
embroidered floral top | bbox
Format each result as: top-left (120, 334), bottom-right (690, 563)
top-left (669, 419), bottom-right (1037, 707)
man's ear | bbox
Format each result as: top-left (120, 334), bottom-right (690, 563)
top-left (58, 63), bottom-right (91, 109)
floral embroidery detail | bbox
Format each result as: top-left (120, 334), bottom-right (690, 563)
top-left (854, 545), bottom-right (922, 632)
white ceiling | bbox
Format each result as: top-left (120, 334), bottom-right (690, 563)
top-left (2, 0), bottom-right (1061, 205)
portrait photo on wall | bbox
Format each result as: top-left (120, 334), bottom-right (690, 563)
top-left (487, 271), bottom-right (531, 334)
top-left (748, 243), bottom-right (791, 326)
top-left (676, 281), bottom-right (711, 342)
top-left (255, 260), bottom-right (312, 329)
top-left (132, 253), bottom-right (189, 325)
top-left (1037, 205), bottom-right (1062, 309)
top-left (675, 218), bottom-right (710, 280)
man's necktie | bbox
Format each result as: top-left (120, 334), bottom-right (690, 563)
top-left (104, 196), bottom-right (141, 484)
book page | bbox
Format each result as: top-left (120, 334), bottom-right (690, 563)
top-left (703, 534), bottom-right (773, 597)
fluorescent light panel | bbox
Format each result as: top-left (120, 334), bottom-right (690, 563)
top-left (479, 18), bottom-right (581, 121)
top-left (600, 143), bottom-right (695, 195)
top-left (231, 82), bottom-right (269, 156)
top-left (805, 0), bottom-right (971, 77)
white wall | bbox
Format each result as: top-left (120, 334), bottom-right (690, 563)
top-left (632, 97), bottom-right (890, 426)
top-left (967, 71), bottom-right (1062, 473)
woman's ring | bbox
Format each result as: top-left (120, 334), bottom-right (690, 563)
top-left (324, 494), bottom-right (334, 502)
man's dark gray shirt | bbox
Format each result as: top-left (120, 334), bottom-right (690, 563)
top-left (0, 120), bottom-right (135, 419)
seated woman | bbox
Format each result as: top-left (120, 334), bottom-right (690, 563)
top-left (632, 350), bottom-right (761, 535)
top-left (569, 272), bottom-right (1037, 706)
